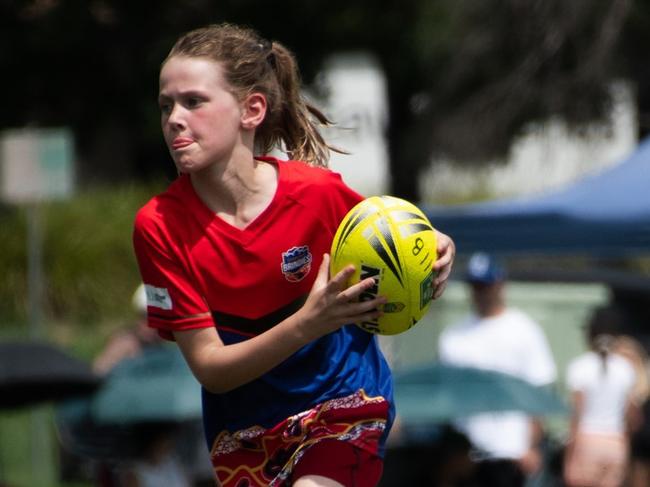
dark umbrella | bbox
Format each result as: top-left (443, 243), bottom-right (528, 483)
top-left (0, 340), bottom-right (100, 409)
top-left (394, 362), bottom-right (568, 424)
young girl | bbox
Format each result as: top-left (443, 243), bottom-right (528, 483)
top-left (133, 23), bottom-right (455, 487)
top-left (564, 306), bottom-right (636, 487)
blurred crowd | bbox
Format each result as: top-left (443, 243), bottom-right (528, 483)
top-left (5, 255), bottom-right (648, 487)
top-left (383, 253), bottom-right (650, 487)
top-left (55, 285), bottom-right (213, 487)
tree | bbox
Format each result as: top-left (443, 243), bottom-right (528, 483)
top-left (359, 0), bottom-right (634, 199)
top-left (0, 0), bottom-right (642, 200)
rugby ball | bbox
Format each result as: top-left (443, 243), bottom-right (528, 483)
top-left (330, 195), bottom-right (437, 335)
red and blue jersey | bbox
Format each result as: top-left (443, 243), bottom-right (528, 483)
top-left (133, 158), bottom-right (394, 452)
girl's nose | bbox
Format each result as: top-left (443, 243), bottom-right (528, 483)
top-left (167, 104), bottom-right (185, 128)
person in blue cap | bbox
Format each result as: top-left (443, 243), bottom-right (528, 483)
top-left (438, 252), bottom-right (557, 487)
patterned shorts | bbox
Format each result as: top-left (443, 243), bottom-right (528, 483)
top-left (210, 389), bottom-right (390, 486)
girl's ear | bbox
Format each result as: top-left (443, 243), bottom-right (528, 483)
top-left (241, 92), bottom-right (267, 130)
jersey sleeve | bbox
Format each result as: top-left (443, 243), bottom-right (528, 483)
top-left (133, 207), bottom-right (213, 340)
top-left (320, 169), bottom-right (365, 230)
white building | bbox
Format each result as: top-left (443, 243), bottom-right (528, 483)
top-left (316, 54), bottom-right (637, 203)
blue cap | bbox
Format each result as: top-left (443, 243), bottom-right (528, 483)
top-left (465, 252), bottom-right (506, 284)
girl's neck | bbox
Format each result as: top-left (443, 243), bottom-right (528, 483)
top-left (190, 153), bottom-right (278, 229)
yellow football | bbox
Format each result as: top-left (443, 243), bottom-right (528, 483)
top-left (330, 195), bottom-right (437, 335)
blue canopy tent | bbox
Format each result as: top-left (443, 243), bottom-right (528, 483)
top-left (423, 137), bottom-right (650, 256)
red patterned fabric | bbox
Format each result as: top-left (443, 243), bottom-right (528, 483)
top-left (210, 390), bottom-right (389, 486)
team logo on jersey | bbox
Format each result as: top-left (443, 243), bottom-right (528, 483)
top-left (281, 246), bottom-right (312, 282)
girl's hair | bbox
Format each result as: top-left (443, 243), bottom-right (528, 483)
top-left (586, 305), bottom-right (625, 375)
top-left (164, 23), bottom-right (338, 167)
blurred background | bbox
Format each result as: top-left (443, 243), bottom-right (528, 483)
top-left (1, 1), bottom-right (650, 486)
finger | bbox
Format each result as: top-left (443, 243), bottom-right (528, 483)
top-left (433, 243), bottom-right (455, 271)
top-left (314, 253), bottom-right (332, 288)
top-left (328, 266), bottom-right (359, 303)
top-left (329, 261), bottom-right (356, 289)
top-left (434, 260), bottom-right (453, 284)
top-left (432, 280), bottom-right (448, 299)
top-left (335, 297), bottom-right (386, 326)
top-left (353, 295), bottom-right (387, 313)
top-left (434, 252), bottom-right (451, 271)
top-left (335, 275), bottom-right (379, 303)
top-left (336, 279), bottom-right (385, 310)
top-left (351, 308), bottom-right (384, 325)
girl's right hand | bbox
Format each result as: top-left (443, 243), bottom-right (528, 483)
top-left (295, 254), bottom-right (386, 342)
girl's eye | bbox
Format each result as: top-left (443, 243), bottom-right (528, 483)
top-left (159, 103), bottom-right (172, 114)
top-left (186, 98), bottom-right (202, 109)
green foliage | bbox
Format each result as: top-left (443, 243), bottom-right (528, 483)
top-left (0, 182), bottom-right (166, 327)
top-left (0, 406), bottom-right (93, 487)
top-left (0, 206), bottom-right (28, 324)
top-left (0, 0), bottom-right (642, 201)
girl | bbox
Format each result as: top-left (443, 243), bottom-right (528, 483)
top-left (564, 306), bottom-right (637, 487)
top-left (133, 23), bottom-right (455, 487)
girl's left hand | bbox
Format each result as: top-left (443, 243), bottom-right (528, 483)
top-left (432, 230), bottom-right (455, 299)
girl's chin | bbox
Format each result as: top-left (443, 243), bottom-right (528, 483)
top-left (173, 157), bottom-right (199, 173)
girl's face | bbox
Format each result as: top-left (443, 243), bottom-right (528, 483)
top-left (158, 56), bottom-right (244, 173)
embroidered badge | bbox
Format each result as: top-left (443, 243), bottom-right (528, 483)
top-left (281, 246), bottom-right (312, 282)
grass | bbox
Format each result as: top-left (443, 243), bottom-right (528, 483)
top-left (0, 322), bottom-right (124, 487)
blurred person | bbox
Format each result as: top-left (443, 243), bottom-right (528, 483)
top-left (90, 285), bottom-right (211, 486)
top-left (613, 334), bottom-right (650, 487)
top-left (116, 422), bottom-right (191, 487)
top-left (93, 284), bottom-right (163, 375)
top-left (438, 252), bottom-right (556, 487)
top-left (613, 335), bottom-right (650, 487)
top-left (432, 425), bottom-right (477, 487)
top-left (614, 334), bottom-right (650, 436)
top-left (59, 284), bottom-right (165, 486)
top-left (614, 336), bottom-right (650, 408)
top-left (563, 305), bottom-right (636, 487)
top-left (132, 22), bottom-right (456, 487)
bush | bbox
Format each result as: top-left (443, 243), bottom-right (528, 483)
top-left (0, 181), bottom-right (166, 327)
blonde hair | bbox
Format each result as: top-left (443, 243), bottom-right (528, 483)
top-left (164, 23), bottom-right (339, 167)
top-left (614, 335), bottom-right (650, 405)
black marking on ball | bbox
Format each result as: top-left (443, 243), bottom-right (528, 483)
top-left (399, 222), bottom-right (433, 238)
top-left (333, 205), bottom-right (378, 261)
top-left (365, 216), bottom-right (404, 287)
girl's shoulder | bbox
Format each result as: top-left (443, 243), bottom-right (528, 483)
top-left (263, 156), bottom-right (355, 195)
top-left (264, 156), bottom-right (339, 181)
top-left (134, 175), bottom-right (195, 230)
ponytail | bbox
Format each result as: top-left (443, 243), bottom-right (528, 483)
top-left (594, 334), bottom-right (614, 375)
top-left (587, 305), bottom-right (625, 376)
top-left (257, 42), bottom-right (341, 167)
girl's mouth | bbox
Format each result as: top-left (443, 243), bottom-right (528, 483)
top-left (172, 137), bottom-right (194, 150)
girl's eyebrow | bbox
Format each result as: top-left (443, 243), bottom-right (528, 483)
top-left (158, 89), bottom-right (208, 101)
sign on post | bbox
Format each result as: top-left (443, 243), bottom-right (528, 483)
top-left (1, 127), bottom-right (75, 203)
top-left (0, 127), bottom-right (75, 487)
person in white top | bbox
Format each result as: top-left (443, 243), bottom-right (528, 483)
top-left (118, 422), bottom-right (192, 487)
top-left (438, 252), bottom-right (557, 487)
top-left (564, 305), bottom-right (636, 487)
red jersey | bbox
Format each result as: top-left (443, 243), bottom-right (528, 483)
top-left (133, 157), bottom-right (361, 339)
top-left (132, 157), bottom-right (394, 461)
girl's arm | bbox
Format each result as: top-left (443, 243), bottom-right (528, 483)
top-left (174, 254), bottom-right (386, 393)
